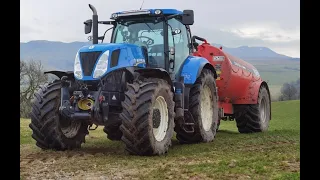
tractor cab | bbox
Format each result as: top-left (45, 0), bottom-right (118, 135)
top-left (84, 6), bottom-right (195, 80)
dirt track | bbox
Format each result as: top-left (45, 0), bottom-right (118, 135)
top-left (20, 145), bottom-right (143, 180)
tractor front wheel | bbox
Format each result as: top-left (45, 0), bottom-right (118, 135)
top-left (29, 80), bottom-right (89, 150)
top-left (120, 78), bottom-right (175, 156)
top-left (234, 85), bottom-right (271, 133)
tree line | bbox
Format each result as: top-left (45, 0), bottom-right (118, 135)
top-left (20, 60), bottom-right (48, 118)
top-left (278, 78), bottom-right (300, 101)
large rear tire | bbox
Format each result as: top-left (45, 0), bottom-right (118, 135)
top-left (29, 80), bottom-right (89, 150)
top-left (234, 85), bottom-right (271, 133)
top-left (120, 78), bottom-right (175, 156)
top-left (175, 69), bottom-right (219, 144)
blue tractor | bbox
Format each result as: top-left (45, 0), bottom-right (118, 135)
top-left (29, 4), bottom-right (219, 156)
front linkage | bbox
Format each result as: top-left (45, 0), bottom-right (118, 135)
top-left (58, 76), bottom-right (113, 128)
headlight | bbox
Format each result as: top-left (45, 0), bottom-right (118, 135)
top-left (154, 9), bottom-right (162, 15)
top-left (74, 52), bottom-right (83, 79)
top-left (111, 13), bottom-right (118, 19)
top-left (93, 50), bottom-right (109, 78)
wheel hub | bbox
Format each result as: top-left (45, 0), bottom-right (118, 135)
top-left (260, 97), bottom-right (268, 126)
top-left (152, 96), bottom-right (169, 142)
top-left (201, 85), bottom-right (213, 131)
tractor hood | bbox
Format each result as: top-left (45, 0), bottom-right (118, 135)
top-left (76, 43), bottom-right (146, 80)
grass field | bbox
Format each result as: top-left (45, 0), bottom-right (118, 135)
top-left (20, 100), bottom-right (300, 180)
top-left (247, 60), bottom-right (300, 100)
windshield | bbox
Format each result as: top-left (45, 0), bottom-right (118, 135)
top-left (112, 19), bottom-right (165, 68)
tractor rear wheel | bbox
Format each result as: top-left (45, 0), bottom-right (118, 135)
top-left (120, 78), bottom-right (175, 156)
top-left (175, 69), bottom-right (219, 144)
top-left (29, 80), bottom-right (89, 150)
top-left (234, 85), bottom-right (271, 133)
top-left (103, 115), bottom-right (122, 141)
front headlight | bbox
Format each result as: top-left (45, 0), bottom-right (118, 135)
top-left (74, 52), bottom-right (83, 79)
top-left (93, 50), bottom-right (109, 78)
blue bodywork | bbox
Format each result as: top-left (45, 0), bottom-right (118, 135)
top-left (76, 43), bottom-right (146, 81)
top-left (76, 43), bottom-right (211, 85)
top-left (180, 56), bottom-right (211, 85)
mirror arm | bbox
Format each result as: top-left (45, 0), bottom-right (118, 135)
top-left (98, 21), bottom-right (115, 25)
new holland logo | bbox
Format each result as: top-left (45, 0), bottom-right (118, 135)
top-left (88, 45), bottom-right (95, 49)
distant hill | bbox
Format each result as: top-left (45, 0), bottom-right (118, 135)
top-left (211, 43), bottom-right (296, 61)
top-left (20, 40), bottom-right (299, 70)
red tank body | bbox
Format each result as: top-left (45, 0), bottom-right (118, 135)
top-left (193, 42), bottom-right (268, 115)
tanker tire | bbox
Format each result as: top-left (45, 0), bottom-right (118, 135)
top-left (119, 78), bottom-right (175, 156)
top-left (29, 80), bottom-right (89, 150)
top-left (234, 85), bottom-right (271, 133)
top-left (103, 116), bottom-right (123, 141)
top-left (175, 69), bottom-right (219, 144)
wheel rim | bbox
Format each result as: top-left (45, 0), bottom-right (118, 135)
top-left (152, 96), bottom-right (169, 142)
top-left (260, 97), bottom-right (268, 125)
top-left (201, 85), bottom-right (213, 131)
top-left (60, 119), bottom-right (81, 138)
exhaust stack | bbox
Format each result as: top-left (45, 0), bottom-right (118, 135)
top-left (89, 4), bottom-right (98, 44)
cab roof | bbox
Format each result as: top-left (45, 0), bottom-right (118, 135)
top-left (110, 9), bottom-right (183, 19)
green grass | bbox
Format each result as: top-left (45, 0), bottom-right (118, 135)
top-left (20, 100), bottom-right (300, 179)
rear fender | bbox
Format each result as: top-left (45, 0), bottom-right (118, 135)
top-left (180, 56), bottom-right (217, 85)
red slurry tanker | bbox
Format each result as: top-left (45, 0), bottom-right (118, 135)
top-left (29, 4), bottom-right (271, 156)
top-left (192, 40), bottom-right (271, 132)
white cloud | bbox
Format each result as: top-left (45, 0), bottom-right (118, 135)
top-left (222, 23), bottom-right (300, 43)
top-left (20, 0), bottom-right (300, 57)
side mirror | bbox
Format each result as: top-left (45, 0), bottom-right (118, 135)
top-left (84, 19), bottom-right (92, 34)
top-left (182, 10), bottom-right (194, 25)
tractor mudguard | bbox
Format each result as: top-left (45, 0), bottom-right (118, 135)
top-left (135, 68), bottom-right (173, 86)
top-left (180, 56), bottom-right (217, 85)
top-left (44, 70), bottom-right (75, 80)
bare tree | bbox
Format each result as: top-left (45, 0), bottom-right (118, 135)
top-left (278, 78), bottom-right (300, 101)
top-left (20, 60), bottom-right (48, 118)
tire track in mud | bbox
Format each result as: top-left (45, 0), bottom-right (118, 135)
top-left (20, 147), bottom-right (124, 165)
top-left (21, 152), bottom-right (86, 164)
top-left (20, 149), bottom-right (136, 180)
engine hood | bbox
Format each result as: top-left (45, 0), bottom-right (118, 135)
top-left (77, 43), bottom-right (146, 80)
top-left (78, 43), bottom-right (141, 53)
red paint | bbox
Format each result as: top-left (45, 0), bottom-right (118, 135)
top-left (218, 101), bottom-right (233, 114)
top-left (193, 43), bottom-right (267, 114)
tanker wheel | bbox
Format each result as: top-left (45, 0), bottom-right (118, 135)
top-left (234, 85), bottom-right (271, 133)
top-left (120, 78), bottom-right (175, 156)
top-left (29, 80), bottom-right (89, 150)
top-left (103, 115), bottom-right (123, 141)
top-left (175, 69), bottom-right (219, 144)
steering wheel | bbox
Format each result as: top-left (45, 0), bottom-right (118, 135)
top-left (138, 36), bottom-right (154, 46)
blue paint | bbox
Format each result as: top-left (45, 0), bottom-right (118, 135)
top-left (180, 56), bottom-right (211, 84)
top-left (75, 43), bottom-right (146, 81)
top-left (112, 9), bottom-right (183, 16)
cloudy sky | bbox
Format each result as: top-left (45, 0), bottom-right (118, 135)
top-left (20, 0), bottom-right (300, 57)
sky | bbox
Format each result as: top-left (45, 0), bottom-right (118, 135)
top-left (20, 0), bottom-right (300, 58)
